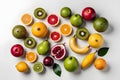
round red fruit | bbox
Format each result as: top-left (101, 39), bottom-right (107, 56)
top-left (82, 7), bottom-right (96, 20)
top-left (47, 14), bottom-right (59, 26)
top-left (11, 44), bottom-right (24, 57)
top-left (43, 56), bottom-right (54, 67)
top-left (50, 31), bottom-right (62, 42)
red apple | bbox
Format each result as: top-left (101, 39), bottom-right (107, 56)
top-left (82, 7), bottom-right (96, 20)
top-left (11, 44), bottom-right (24, 57)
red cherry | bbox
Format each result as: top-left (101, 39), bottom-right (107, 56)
top-left (11, 44), bottom-right (24, 57)
top-left (82, 7), bottom-right (96, 20)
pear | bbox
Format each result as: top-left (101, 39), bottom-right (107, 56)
top-left (37, 40), bottom-right (50, 55)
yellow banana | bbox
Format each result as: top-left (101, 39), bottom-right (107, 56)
top-left (69, 36), bottom-right (90, 54)
top-left (81, 52), bottom-right (96, 69)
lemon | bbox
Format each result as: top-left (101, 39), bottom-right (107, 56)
top-left (16, 61), bottom-right (29, 72)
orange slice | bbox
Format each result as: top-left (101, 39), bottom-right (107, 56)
top-left (60, 24), bottom-right (72, 36)
top-left (21, 13), bottom-right (33, 26)
top-left (26, 51), bottom-right (37, 63)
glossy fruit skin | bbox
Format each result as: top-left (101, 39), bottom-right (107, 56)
top-left (43, 56), bottom-right (54, 66)
top-left (12, 25), bottom-right (27, 39)
top-left (94, 58), bottom-right (106, 70)
top-left (88, 33), bottom-right (104, 48)
top-left (37, 40), bottom-right (50, 55)
top-left (60, 7), bottom-right (72, 18)
top-left (93, 17), bottom-right (109, 32)
top-left (82, 7), bottom-right (96, 20)
top-left (64, 56), bottom-right (79, 72)
top-left (11, 44), bottom-right (24, 57)
top-left (31, 22), bottom-right (48, 38)
top-left (70, 14), bottom-right (83, 27)
top-left (15, 61), bottom-right (29, 72)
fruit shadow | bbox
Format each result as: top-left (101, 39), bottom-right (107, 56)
top-left (103, 24), bottom-right (114, 34)
top-left (74, 66), bottom-right (82, 75)
top-left (101, 63), bottom-right (111, 73)
top-left (23, 68), bottom-right (31, 75)
top-left (37, 67), bottom-right (47, 75)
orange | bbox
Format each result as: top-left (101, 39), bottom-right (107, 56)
top-left (31, 22), bottom-right (48, 37)
top-left (94, 58), bottom-right (106, 70)
top-left (16, 61), bottom-right (29, 72)
top-left (26, 51), bottom-right (37, 63)
top-left (60, 24), bottom-right (72, 36)
top-left (21, 13), bottom-right (33, 26)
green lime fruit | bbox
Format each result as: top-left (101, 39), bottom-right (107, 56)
top-left (60, 7), bottom-right (72, 18)
top-left (12, 25), bottom-right (27, 39)
top-left (70, 14), bottom-right (83, 27)
top-left (93, 17), bottom-right (109, 32)
top-left (64, 56), bottom-right (79, 72)
top-left (24, 37), bottom-right (37, 48)
top-left (33, 62), bottom-right (44, 73)
top-left (34, 7), bottom-right (47, 19)
top-left (37, 40), bottom-right (50, 55)
top-left (76, 27), bottom-right (90, 40)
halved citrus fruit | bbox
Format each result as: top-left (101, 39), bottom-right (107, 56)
top-left (47, 14), bottom-right (60, 26)
top-left (50, 31), bottom-right (62, 42)
top-left (60, 24), bottom-right (72, 36)
top-left (21, 13), bottom-right (33, 26)
top-left (26, 51), bottom-right (37, 63)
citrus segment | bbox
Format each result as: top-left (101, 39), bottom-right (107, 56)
top-left (60, 24), bottom-right (72, 36)
top-left (26, 51), bottom-right (37, 63)
top-left (21, 13), bottom-right (33, 26)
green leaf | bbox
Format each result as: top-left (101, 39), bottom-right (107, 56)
top-left (98, 47), bottom-right (109, 57)
top-left (53, 63), bottom-right (61, 77)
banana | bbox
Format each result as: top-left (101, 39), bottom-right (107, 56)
top-left (81, 52), bottom-right (96, 69)
top-left (69, 36), bottom-right (90, 54)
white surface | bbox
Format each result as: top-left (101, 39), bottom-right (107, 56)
top-left (0, 0), bottom-right (120, 80)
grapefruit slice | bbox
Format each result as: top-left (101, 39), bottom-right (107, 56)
top-left (26, 51), bottom-right (37, 63)
top-left (50, 31), bottom-right (62, 42)
top-left (51, 44), bottom-right (66, 60)
top-left (47, 14), bottom-right (59, 26)
top-left (60, 24), bottom-right (72, 36)
top-left (21, 13), bottom-right (33, 26)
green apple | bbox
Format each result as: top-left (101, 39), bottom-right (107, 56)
top-left (93, 17), bottom-right (109, 32)
top-left (37, 40), bottom-right (50, 55)
top-left (60, 7), bottom-right (72, 18)
top-left (70, 14), bottom-right (83, 27)
top-left (64, 56), bottom-right (79, 72)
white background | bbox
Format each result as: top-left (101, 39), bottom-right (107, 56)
top-left (0, 0), bottom-right (120, 80)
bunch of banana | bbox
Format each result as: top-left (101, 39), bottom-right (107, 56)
top-left (81, 51), bottom-right (96, 69)
top-left (69, 36), bottom-right (90, 54)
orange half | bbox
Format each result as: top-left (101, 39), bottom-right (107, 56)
top-left (26, 51), bottom-right (37, 63)
top-left (60, 24), bottom-right (72, 36)
top-left (21, 13), bottom-right (33, 26)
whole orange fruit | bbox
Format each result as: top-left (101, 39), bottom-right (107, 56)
top-left (31, 22), bottom-right (48, 38)
top-left (94, 58), bottom-right (106, 70)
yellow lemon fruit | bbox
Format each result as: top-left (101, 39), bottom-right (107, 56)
top-left (16, 61), bottom-right (29, 72)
